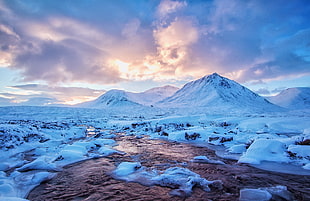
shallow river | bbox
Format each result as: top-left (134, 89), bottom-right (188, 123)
top-left (28, 134), bottom-right (310, 201)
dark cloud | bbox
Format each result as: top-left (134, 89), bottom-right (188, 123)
top-left (238, 28), bottom-right (310, 82)
top-left (185, 0), bottom-right (310, 82)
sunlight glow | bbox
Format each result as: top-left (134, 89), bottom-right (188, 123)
top-left (63, 96), bottom-right (98, 105)
top-left (113, 59), bottom-right (130, 78)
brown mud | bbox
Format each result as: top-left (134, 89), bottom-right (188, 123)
top-left (28, 134), bottom-right (310, 201)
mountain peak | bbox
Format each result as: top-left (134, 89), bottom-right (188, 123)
top-left (184, 73), bottom-right (232, 91)
top-left (159, 73), bottom-right (278, 111)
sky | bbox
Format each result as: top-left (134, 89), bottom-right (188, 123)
top-left (0, 0), bottom-right (309, 106)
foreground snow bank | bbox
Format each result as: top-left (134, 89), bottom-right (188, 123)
top-left (239, 185), bottom-right (293, 201)
top-left (113, 162), bottom-right (222, 196)
top-left (238, 139), bottom-right (288, 164)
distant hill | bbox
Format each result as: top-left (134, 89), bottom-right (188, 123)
top-left (267, 87), bottom-right (310, 109)
top-left (77, 85), bottom-right (179, 108)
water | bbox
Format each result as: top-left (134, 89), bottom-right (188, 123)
top-left (28, 134), bottom-right (310, 200)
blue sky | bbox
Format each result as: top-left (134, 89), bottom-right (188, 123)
top-left (0, 0), bottom-right (309, 105)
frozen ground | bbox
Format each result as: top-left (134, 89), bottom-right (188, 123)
top-left (0, 106), bottom-right (310, 200)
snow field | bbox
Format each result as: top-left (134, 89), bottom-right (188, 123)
top-left (0, 110), bottom-right (121, 200)
top-left (123, 114), bottom-right (310, 170)
top-left (0, 106), bottom-right (309, 200)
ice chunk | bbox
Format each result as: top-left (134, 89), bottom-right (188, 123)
top-left (239, 188), bottom-right (272, 201)
top-left (192, 156), bottom-right (225, 165)
top-left (0, 163), bottom-right (10, 171)
top-left (228, 144), bottom-right (246, 154)
top-left (113, 163), bottom-right (222, 197)
top-left (92, 139), bottom-right (116, 146)
top-left (239, 139), bottom-right (288, 164)
top-left (0, 183), bottom-right (15, 197)
top-left (97, 146), bottom-right (117, 156)
top-left (261, 186), bottom-right (294, 201)
top-left (151, 167), bottom-right (219, 196)
top-left (113, 162), bottom-right (142, 177)
top-left (303, 163), bottom-right (310, 170)
top-left (17, 156), bottom-right (61, 172)
top-left (58, 144), bottom-right (87, 161)
top-left (288, 145), bottom-right (310, 158)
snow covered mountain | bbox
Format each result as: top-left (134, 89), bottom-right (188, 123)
top-left (78, 89), bottom-right (141, 108)
top-left (158, 73), bottom-right (278, 111)
top-left (268, 87), bottom-right (310, 109)
top-left (127, 85), bottom-right (179, 106)
top-left (77, 85), bottom-right (179, 108)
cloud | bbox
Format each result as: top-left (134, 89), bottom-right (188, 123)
top-left (237, 28), bottom-right (310, 82)
top-left (154, 18), bottom-right (199, 65)
top-left (0, 0), bottom-right (309, 89)
top-left (157, 0), bottom-right (187, 18)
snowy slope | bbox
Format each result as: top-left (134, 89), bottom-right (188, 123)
top-left (77, 85), bottom-right (178, 108)
top-left (77, 89), bottom-right (141, 108)
top-left (127, 85), bottom-right (179, 106)
top-left (267, 87), bottom-right (310, 109)
top-left (158, 73), bottom-right (278, 111)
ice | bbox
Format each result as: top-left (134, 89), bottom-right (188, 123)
top-left (17, 156), bottom-right (61, 172)
top-left (97, 146), bottom-right (118, 156)
top-left (0, 183), bottom-right (15, 197)
top-left (240, 186), bottom-right (294, 201)
top-left (288, 145), bottom-right (310, 157)
top-left (238, 139), bottom-right (289, 164)
top-left (228, 144), bottom-right (246, 154)
top-left (192, 155), bottom-right (225, 165)
top-left (303, 163), bottom-right (310, 170)
top-left (151, 167), bottom-right (221, 196)
top-left (0, 171), bottom-right (55, 198)
top-left (113, 162), bottom-right (142, 177)
top-left (92, 139), bottom-right (116, 146)
top-left (260, 186), bottom-right (294, 201)
top-left (0, 163), bottom-right (10, 171)
top-left (239, 188), bottom-right (272, 201)
top-left (113, 162), bottom-right (222, 196)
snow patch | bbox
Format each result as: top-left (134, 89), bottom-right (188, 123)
top-left (238, 139), bottom-right (288, 164)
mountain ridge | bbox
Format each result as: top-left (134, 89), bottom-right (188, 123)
top-left (157, 73), bottom-right (278, 111)
top-left (77, 73), bottom-right (282, 112)
top-left (267, 87), bottom-right (310, 109)
top-left (77, 85), bottom-right (179, 108)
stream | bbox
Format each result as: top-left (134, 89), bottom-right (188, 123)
top-left (28, 133), bottom-right (310, 201)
